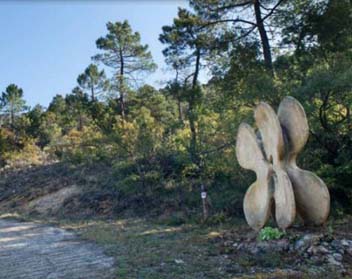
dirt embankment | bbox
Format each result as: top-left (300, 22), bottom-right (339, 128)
top-left (0, 163), bottom-right (116, 218)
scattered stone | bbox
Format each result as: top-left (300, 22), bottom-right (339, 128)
top-left (174, 259), bottom-right (185, 264)
top-left (327, 255), bottom-right (343, 266)
top-left (341, 239), bottom-right (350, 247)
top-left (226, 263), bottom-right (244, 274)
top-left (294, 234), bottom-right (321, 251)
top-left (315, 246), bottom-right (329, 254)
top-left (307, 245), bottom-right (316, 255)
top-left (310, 256), bottom-right (320, 262)
top-left (222, 232), bottom-right (352, 276)
top-left (224, 240), bottom-right (233, 247)
top-left (346, 248), bottom-right (352, 256)
top-left (331, 240), bottom-right (342, 249)
top-left (333, 253), bottom-right (343, 262)
top-left (249, 246), bottom-right (259, 255)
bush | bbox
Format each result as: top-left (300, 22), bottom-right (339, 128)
top-left (258, 227), bottom-right (285, 241)
top-left (3, 139), bottom-right (49, 168)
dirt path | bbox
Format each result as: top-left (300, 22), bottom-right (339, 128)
top-left (0, 218), bottom-right (115, 279)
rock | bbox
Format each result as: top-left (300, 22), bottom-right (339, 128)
top-left (331, 240), bottom-right (342, 249)
top-left (333, 253), bottom-right (343, 262)
top-left (307, 246), bottom-right (315, 255)
top-left (226, 263), bottom-right (244, 274)
top-left (249, 246), bottom-right (260, 255)
top-left (294, 234), bottom-right (320, 251)
top-left (346, 248), bottom-right (352, 256)
top-left (295, 238), bottom-right (307, 250)
top-left (307, 245), bottom-right (327, 255)
top-left (256, 239), bottom-right (290, 253)
top-left (316, 246), bottom-right (329, 254)
top-left (327, 255), bottom-right (343, 266)
top-left (341, 239), bottom-right (349, 247)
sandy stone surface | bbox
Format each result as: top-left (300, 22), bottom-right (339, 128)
top-left (27, 185), bottom-right (81, 214)
top-left (0, 219), bottom-right (115, 279)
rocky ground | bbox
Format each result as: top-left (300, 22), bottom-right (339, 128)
top-left (216, 221), bottom-right (352, 278)
top-left (53, 217), bottom-right (352, 279)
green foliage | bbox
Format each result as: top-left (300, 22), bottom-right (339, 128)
top-left (94, 20), bottom-right (156, 117)
top-left (94, 20), bottom-right (157, 77)
top-left (0, 84), bottom-right (28, 125)
top-left (3, 139), bottom-right (46, 168)
top-left (258, 227), bottom-right (286, 241)
top-left (77, 64), bottom-right (108, 101)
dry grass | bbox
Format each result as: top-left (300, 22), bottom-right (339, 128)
top-left (58, 217), bottom-right (352, 279)
top-left (62, 218), bottom-right (234, 279)
top-left (1, 212), bottom-right (351, 278)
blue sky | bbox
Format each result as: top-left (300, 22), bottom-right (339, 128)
top-left (0, 1), bottom-right (188, 108)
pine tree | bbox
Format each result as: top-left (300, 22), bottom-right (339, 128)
top-left (0, 84), bottom-right (27, 126)
top-left (77, 64), bottom-right (108, 101)
top-left (94, 20), bottom-right (157, 118)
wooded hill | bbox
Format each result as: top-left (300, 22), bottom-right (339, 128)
top-left (0, 0), bottom-right (351, 220)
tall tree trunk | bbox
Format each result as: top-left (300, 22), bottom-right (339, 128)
top-left (254, 0), bottom-right (273, 74)
top-left (177, 96), bottom-right (183, 122)
top-left (78, 112), bottom-right (83, 131)
top-left (174, 70), bottom-right (183, 122)
top-left (192, 49), bottom-right (200, 89)
top-left (190, 49), bottom-right (209, 221)
top-left (119, 48), bottom-right (126, 119)
top-left (91, 86), bottom-right (95, 102)
top-left (189, 49), bottom-right (201, 165)
top-left (10, 103), bottom-right (14, 126)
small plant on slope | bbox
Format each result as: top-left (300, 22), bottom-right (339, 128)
top-left (258, 227), bottom-right (285, 241)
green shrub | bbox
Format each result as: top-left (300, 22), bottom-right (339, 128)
top-left (258, 227), bottom-right (285, 241)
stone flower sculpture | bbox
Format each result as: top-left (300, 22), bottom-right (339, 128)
top-left (236, 96), bottom-right (330, 231)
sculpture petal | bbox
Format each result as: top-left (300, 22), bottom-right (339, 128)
top-left (244, 175), bottom-right (272, 231)
top-left (277, 96), bottom-right (309, 161)
top-left (237, 123), bottom-right (273, 230)
top-left (237, 97), bottom-right (330, 230)
top-left (272, 168), bottom-right (296, 229)
top-left (278, 96), bottom-right (330, 225)
top-left (236, 123), bottom-right (265, 171)
top-left (286, 167), bottom-right (330, 225)
top-left (255, 102), bottom-right (285, 165)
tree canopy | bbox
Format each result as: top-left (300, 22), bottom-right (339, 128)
top-left (94, 20), bottom-right (157, 117)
